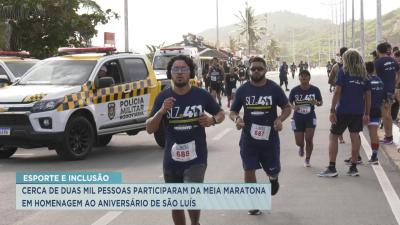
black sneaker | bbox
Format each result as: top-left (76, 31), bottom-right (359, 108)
top-left (368, 156), bottom-right (379, 165)
top-left (346, 166), bottom-right (359, 177)
top-left (248, 209), bottom-right (262, 215)
top-left (270, 177), bottom-right (279, 196)
top-left (318, 167), bottom-right (338, 177)
top-left (344, 156), bottom-right (362, 165)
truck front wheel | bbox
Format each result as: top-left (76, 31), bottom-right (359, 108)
top-left (56, 116), bottom-right (95, 160)
top-left (0, 146), bottom-right (17, 159)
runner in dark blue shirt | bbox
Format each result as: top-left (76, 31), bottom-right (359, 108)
top-left (230, 56), bottom-right (291, 216)
top-left (374, 42), bottom-right (400, 144)
top-left (146, 55), bottom-right (225, 225)
top-left (225, 67), bottom-right (240, 108)
top-left (289, 70), bottom-right (322, 167)
top-left (366, 61), bottom-right (384, 164)
top-left (319, 49), bottom-right (371, 178)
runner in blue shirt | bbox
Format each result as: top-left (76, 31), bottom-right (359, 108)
top-left (289, 70), bottom-right (322, 167)
top-left (374, 42), bottom-right (400, 144)
top-left (229, 56), bottom-right (291, 215)
top-left (319, 49), bottom-right (371, 177)
top-left (146, 55), bottom-right (225, 225)
top-left (365, 61), bottom-right (384, 164)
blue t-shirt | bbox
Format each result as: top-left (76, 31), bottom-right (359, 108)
top-left (289, 85), bottom-right (322, 120)
top-left (230, 80), bottom-right (288, 148)
top-left (335, 70), bottom-right (371, 115)
top-left (374, 57), bottom-right (399, 93)
top-left (369, 75), bottom-right (384, 110)
top-left (151, 87), bottom-right (221, 170)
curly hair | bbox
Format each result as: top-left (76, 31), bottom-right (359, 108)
top-left (342, 49), bottom-right (367, 80)
top-left (166, 55), bottom-right (195, 79)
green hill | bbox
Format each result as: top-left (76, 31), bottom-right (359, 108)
top-left (199, 9), bottom-right (400, 63)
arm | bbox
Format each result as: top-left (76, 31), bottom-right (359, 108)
top-left (146, 97), bottom-right (175, 134)
top-left (273, 104), bottom-right (292, 131)
top-left (329, 85), bottom-right (342, 124)
top-left (363, 90), bottom-right (371, 124)
top-left (198, 109), bottom-right (225, 127)
top-left (230, 110), bottom-right (245, 130)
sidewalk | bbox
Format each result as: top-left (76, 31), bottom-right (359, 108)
top-left (379, 125), bottom-right (400, 170)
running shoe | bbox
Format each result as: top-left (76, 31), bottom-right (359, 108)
top-left (298, 147), bottom-right (304, 157)
top-left (304, 159), bottom-right (311, 167)
top-left (368, 156), bottom-right (379, 165)
top-left (379, 138), bottom-right (393, 145)
top-left (318, 167), bottom-right (338, 177)
top-left (344, 156), bottom-right (362, 165)
top-left (346, 166), bottom-right (359, 177)
top-left (270, 177), bottom-right (279, 196)
top-left (248, 209), bottom-right (262, 215)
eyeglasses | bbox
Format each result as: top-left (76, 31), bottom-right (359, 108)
top-left (171, 67), bottom-right (190, 74)
top-left (250, 67), bottom-right (265, 72)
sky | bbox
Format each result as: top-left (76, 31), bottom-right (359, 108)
top-left (91, 0), bottom-right (400, 53)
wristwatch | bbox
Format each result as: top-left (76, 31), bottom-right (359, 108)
top-left (212, 116), bottom-right (217, 125)
top-left (234, 116), bottom-right (241, 123)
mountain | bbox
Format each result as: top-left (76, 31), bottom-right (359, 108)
top-left (198, 9), bottom-right (400, 63)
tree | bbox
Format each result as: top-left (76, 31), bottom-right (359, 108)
top-left (0, 0), bottom-right (118, 58)
top-left (235, 2), bottom-right (265, 55)
top-left (228, 36), bottom-right (237, 53)
top-left (145, 42), bottom-right (164, 61)
top-left (265, 39), bottom-right (280, 70)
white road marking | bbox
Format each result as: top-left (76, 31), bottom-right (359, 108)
top-left (13, 154), bottom-right (34, 156)
top-left (360, 133), bottom-right (400, 224)
top-left (91, 211), bottom-right (123, 225)
top-left (212, 128), bottom-right (232, 141)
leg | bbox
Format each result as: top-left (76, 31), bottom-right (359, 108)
top-left (304, 128), bottom-right (316, 159)
top-left (172, 210), bottom-right (186, 225)
top-left (184, 164), bottom-right (206, 225)
top-left (381, 103), bottom-right (393, 139)
top-left (294, 131), bottom-right (305, 157)
top-left (349, 132), bottom-right (361, 164)
top-left (244, 170), bottom-right (257, 183)
top-left (188, 211), bottom-right (200, 225)
top-left (329, 133), bottom-right (339, 163)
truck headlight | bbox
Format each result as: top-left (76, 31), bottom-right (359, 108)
top-left (31, 98), bottom-right (64, 113)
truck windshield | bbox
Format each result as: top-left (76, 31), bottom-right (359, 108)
top-left (153, 55), bottom-right (175, 70)
top-left (18, 60), bottom-right (96, 85)
top-left (4, 61), bottom-right (38, 77)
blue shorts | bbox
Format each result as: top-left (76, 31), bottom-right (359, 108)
top-left (239, 141), bottom-right (281, 176)
top-left (291, 118), bottom-right (316, 132)
top-left (368, 117), bottom-right (381, 126)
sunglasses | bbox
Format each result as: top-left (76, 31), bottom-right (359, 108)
top-left (171, 67), bottom-right (190, 74)
top-left (250, 67), bottom-right (265, 72)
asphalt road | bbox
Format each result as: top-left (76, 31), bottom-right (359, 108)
top-left (1, 68), bottom-right (399, 225)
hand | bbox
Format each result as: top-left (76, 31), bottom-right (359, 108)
top-left (310, 99), bottom-right (319, 106)
top-left (329, 113), bottom-right (337, 124)
top-left (198, 113), bottom-right (214, 127)
top-left (363, 114), bottom-right (370, 125)
top-left (235, 117), bottom-right (245, 130)
top-left (160, 97), bottom-right (175, 114)
top-left (273, 118), bottom-right (283, 131)
top-left (293, 105), bottom-right (299, 111)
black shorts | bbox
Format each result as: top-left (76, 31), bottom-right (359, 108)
top-left (291, 118), bottom-right (316, 132)
top-left (330, 114), bottom-right (363, 135)
top-left (210, 82), bottom-right (222, 93)
top-left (163, 164), bottom-right (207, 183)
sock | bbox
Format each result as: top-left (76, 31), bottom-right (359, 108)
top-left (351, 163), bottom-right (357, 168)
top-left (372, 150), bottom-right (378, 157)
top-left (386, 136), bottom-right (393, 141)
top-left (329, 162), bottom-right (336, 169)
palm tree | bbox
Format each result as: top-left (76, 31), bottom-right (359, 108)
top-left (228, 36), bottom-right (237, 53)
top-left (235, 2), bottom-right (265, 55)
top-left (266, 39), bottom-right (280, 70)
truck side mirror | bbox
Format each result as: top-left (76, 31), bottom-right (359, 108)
top-left (0, 75), bottom-right (10, 84)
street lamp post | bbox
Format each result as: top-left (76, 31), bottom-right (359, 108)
top-left (360, 0), bottom-right (365, 58)
top-left (124, 0), bottom-right (129, 52)
top-left (376, 0), bottom-right (382, 45)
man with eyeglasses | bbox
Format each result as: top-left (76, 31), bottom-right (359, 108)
top-left (229, 56), bottom-right (292, 215)
top-left (207, 57), bottom-right (224, 106)
top-left (146, 55), bottom-right (225, 225)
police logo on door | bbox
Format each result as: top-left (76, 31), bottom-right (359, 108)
top-left (108, 103), bottom-right (115, 120)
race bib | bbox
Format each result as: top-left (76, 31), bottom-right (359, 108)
top-left (297, 105), bottom-right (311, 114)
top-left (171, 140), bottom-right (197, 162)
top-left (211, 76), bottom-right (217, 82)
top-left (250, 124), bottom-right (271, 141)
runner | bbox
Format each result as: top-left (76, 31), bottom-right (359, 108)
top-left (319, 49), bottom-right (371, 177)
top-left (365, 61), bottom-right (384, 164)
top-left (290, 62), bottom-right (297, 79)
top-left (207, 57), bottom-right (225, 106)
top-left (279, 61), bottom-right (290, 91)
top-left (289, 70), bottom-right (322, 167)
top-left (225, 67), bottom-right (240, 108)
top-left (146, 55), bottom-right (225, 225)
top-left (229, 56), bottom-right (292, 215)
